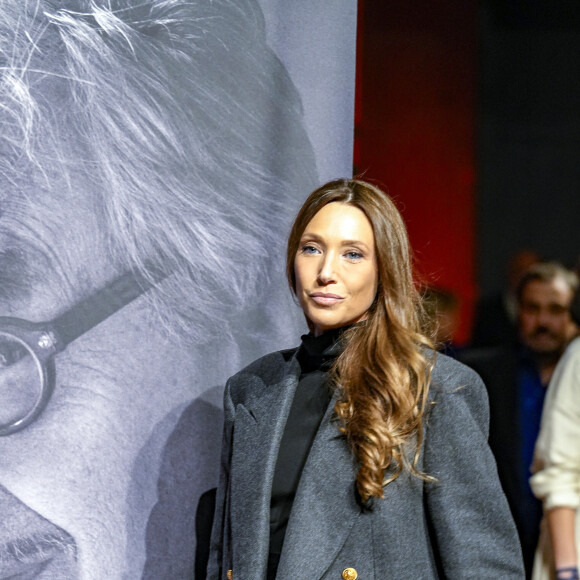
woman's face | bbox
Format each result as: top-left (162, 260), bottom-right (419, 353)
top-left (294, 202), bottom-right (378, 336)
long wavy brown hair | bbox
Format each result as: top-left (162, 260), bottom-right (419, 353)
top-left (287, 178), bottom-right (434, 503)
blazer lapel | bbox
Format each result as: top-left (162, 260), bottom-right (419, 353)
top-left (276, 391), bottom-right (361, 580)
top-left (229, 352), bottom-right (301, 579)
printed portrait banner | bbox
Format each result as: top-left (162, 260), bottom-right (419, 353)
top-left (0, 1), bottom-right (356, 578)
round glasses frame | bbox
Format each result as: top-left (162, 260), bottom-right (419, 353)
top-left (0, 269), bottom-right (156, 436)
top-left (0, 318), bottom-right (60, 435)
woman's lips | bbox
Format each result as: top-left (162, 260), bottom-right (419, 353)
top-left (309, 292), bottom-right (344, 306)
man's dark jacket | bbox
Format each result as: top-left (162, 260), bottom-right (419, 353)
top-left (460, 343), bottom-right (541, 577)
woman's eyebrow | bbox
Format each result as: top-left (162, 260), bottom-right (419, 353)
top-left (340, 239), bottom-right (370, 251)
top-left (299, 232), bottom-right (323, 242)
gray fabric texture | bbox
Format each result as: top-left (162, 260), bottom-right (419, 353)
top-left (207, 350), bottom-right (525, 579)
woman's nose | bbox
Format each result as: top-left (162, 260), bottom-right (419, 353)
top-left (317, 253), bottom-right (337, 284)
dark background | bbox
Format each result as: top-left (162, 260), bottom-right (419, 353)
top-left (355, 0), bottom-right (580, 343)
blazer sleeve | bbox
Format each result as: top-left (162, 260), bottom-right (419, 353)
top-left (423, 364), bottom-right (525, 578)
top-left (206, 379), bottom-right (235, 580)
top-left (530, 339), bottom-right (580, 510)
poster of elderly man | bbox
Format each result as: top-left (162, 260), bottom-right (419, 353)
top-left (0, 0), bottom-right (355, 578)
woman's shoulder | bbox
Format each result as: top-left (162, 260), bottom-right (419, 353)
top-left (424, 351), bottom-right (489, 433)
top-left (430, 351), bottom-right (486, 392)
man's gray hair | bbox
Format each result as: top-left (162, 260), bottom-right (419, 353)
top-left (0, 0), bottom-right (317, 339)
top-left (516, 261), bottom-right (579, 302)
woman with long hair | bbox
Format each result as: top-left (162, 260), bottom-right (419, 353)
top-left (207, 179), bottom-right (524, 579)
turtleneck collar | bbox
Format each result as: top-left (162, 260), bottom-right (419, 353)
top-left (296, 326), bottom-right (350, 374)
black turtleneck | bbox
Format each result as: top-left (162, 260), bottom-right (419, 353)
top-left (267, 327), bottom-right (346, 576)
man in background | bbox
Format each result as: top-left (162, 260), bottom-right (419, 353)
top-left (471, 249), bottom-right (540, 348)
top-left (461, 262), bottom-right (578, 577)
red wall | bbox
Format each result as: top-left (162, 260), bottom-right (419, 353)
top-left (356, 1), bottom-right (478, 344)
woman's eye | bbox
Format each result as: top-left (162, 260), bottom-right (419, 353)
top-left (301, 245), bottom-right (320, 255)
top-left (345, 251), bottom-right (363, 261)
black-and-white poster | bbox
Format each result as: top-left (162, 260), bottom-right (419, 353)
top-left (0, 0), bottom-right (355, 577)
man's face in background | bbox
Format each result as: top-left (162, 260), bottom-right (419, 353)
top-left (518, 277), bottom-right (577, 356)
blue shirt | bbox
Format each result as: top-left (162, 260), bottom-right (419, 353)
top-left (517, 350), bottom-right (547, 546)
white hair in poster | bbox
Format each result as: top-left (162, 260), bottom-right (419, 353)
top-left (0, 0), bottom-right (355, 577)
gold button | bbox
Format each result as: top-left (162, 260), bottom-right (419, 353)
top-left (226, 570), bottom-right (233, 580)
top-left (342, 568), bottom-right (358, 580)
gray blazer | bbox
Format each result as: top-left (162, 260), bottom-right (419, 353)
top-left (207, 348), bottom-right (525, 579)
